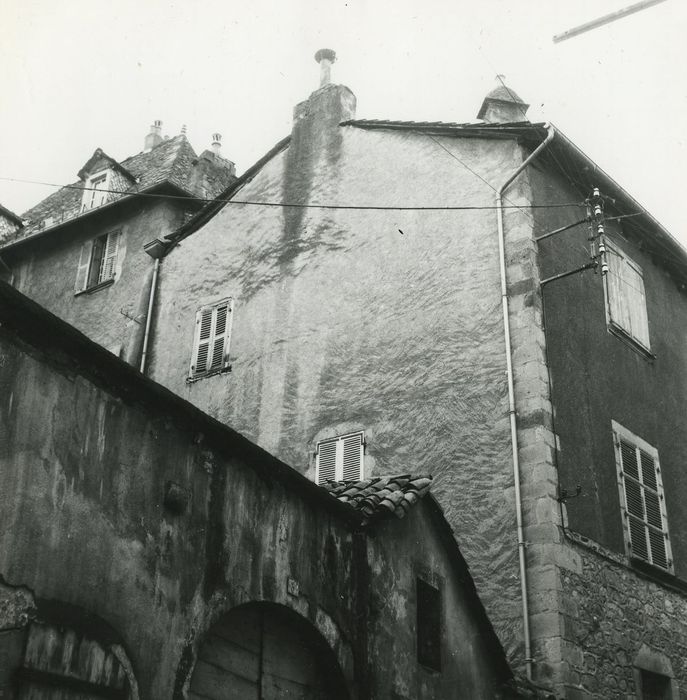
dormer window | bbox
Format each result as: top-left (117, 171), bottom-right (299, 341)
top-left (82, 171), bottom-right (110, 211)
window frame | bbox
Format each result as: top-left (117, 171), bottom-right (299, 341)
top-left (74, 230), bottom-right (121, 294)
top-left (315, 432), bottom-right (364, 485)
top-left (188, 298), bottom-right (233, 381)
top-left (81, 170), bottom-right (111, 212)
top-left (612, 420), bottom-right (673, 573)
top-left (603, 238), bottom-right (652, 354)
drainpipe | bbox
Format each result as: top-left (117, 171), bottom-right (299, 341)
top-left (496, 123), bottom-right (555, 680)
top-left (140, 238), bottom-right (167, 374)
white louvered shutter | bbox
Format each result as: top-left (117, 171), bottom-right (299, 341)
top-left (616, 429), bottom-right (671, 571)
top-left (74, 241), bottom-right (93, 292)
top-left (192, 307), bottom-right (214, 377)
top-left (190, 300), bottom-right (232, 378)
top-left (99, 231), bottom-right (120, 283)
top-left (342, 433), bottom-right (363, 480)
top-left (316, 440), bottom-right (337, 485)
top-left (316, 432), bottom-right (364, 485)
top-left (209, 303), bottom-right (229, 372)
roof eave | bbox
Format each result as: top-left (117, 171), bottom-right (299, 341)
top-left (0, 181), bottom-right (196, 253)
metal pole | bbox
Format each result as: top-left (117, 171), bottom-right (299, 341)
top-left (553, 0), bottom-right (668, 43)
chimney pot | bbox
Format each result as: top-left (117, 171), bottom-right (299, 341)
top-left (211, 133), bottom-right (222, 155)
top-left (314, 48), bottom-right (336, 88)
top-left (144, 119), bottom-right (164, 151)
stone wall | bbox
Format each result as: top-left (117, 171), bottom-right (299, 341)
top-left (558, 535), bottom-right (686, 699)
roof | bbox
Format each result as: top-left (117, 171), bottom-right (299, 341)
top-left (0, 203), bottom-right (24, 226)
top-left (3, 135), bottom-right (235, 248)
top-left (482, 84), bottom-right (527, 105)
top-left (323, 474), bottom-right (432, 521)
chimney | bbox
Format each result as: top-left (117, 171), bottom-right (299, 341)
top-left (314, 48), bottom-right (336, 88)
top-left (477, 77), bottom-right (529, 124)
top-left (144, 120), bottom-right (163, 151)
top-left (211, 133), bottom-right (222, 155)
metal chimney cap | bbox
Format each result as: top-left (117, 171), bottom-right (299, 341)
top-left (315, 48), bottom-right (336, 64)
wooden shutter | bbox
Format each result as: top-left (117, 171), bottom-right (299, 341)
top-left (190, 300), bottom-right (232, 378)
top-left (98, 231), bottom-right (120, 282)
top-left (615, 424), bottom-right (671, 571)
top-left (316, 440), bottom-right (337, 485)
top-left (74, 240), bottom-right (93, 292)
top-left (316, 432), bottom-right (364, 484)
top-left (342, 433), bottom-right (363, 480)
top-left (606, 242), bottom-right (650, 349)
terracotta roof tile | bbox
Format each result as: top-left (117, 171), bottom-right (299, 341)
top-left (322, 474), bottom-right (432, 521)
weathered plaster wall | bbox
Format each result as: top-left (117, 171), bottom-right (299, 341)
top-left (150, 120), bottom-right (528, 659)
top-left (369, 504), bottom-right (512, 699)
top-left (0, 287), bottom-right (514, 699)
top-left (0, 324), bottom-right (358, 697)
top-left (4, 197), bottom-right (188, 362)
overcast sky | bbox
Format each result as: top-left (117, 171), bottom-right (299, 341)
top-left (1, 1), bottom-right (685, 242)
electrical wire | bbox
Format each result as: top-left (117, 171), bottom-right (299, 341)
top-left (0, 176), bottom-right (586, 212)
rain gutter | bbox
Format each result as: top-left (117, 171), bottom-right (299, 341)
top-left (496, 122), bottom-right (555, 680)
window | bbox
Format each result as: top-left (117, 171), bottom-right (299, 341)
top-left (640, 670), bottom-right (672, 700)
top-left (613, 421), bottom-right (672, 572)
top-left (416, 578), bottom-right (441, 671)
top-left (315, 432), bottom-right (364, 484)
top-left (81, 171), bottom-right (110, 211)
top-left (604, 240), bottom-right (650, 350)
top-left (74, 230), bottom-right (121, 293)
top-left (189, 299), bottom-right (233, 379)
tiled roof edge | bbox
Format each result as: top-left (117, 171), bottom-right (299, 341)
top-left (0, 181), bottom-right (193, 253)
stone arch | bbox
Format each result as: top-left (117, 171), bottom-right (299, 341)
top-left (188, 601), bottom-right (350, 700)
top-left (9, 599), bottom-right (139, 699)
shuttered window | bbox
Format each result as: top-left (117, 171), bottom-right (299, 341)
top-left (605, 240), bottom-right (650, 350)
top-left (613, 421), bottom-right (672, 572)
top-left (189, 299), bottom-right (233, 379)
top-left (315, 432), bottom-right (364, 485)
top-left (74, 230), bottom-right (121, 293)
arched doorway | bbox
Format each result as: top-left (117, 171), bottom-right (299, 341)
top-left (189, 603), bottom-right (348, 700)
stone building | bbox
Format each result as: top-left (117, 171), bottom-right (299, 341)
top-left (0, 280), bottom-right (520, 699)
top-left (3, 50), bottom-right (687, 698)
top-left (0, 123), bottom-right (235, 366)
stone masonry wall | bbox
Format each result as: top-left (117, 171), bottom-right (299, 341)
top-left (559, 535), bottom-right (687, 699)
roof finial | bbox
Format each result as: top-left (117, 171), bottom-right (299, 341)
top-left (181, 124), bottom-right (187, 136)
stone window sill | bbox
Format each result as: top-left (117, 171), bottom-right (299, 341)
top-left (74, 278), bottom-right (114, 297)
top-left (608, 322), bottom-right (655, 361)
top-left (186, 365), bottom-right (232, 383)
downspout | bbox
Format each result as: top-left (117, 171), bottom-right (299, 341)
top-left (139, 238), bottom-right (167, 374)
top-left (496, 123), bottom-right (555, 680)
top-left (139, 258), bottom-right (159, 373)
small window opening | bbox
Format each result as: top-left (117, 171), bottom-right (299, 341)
top-left (416, 578), bottom-right (441, 671)
top-left (641, 669), bottom-right (672, 700)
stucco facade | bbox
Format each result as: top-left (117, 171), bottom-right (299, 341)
top-left (149, 92), bottom-right (529, 661)
top-left (0, 281), bottom-right (518, 699)
top-left (146, 82), bottom-right (687, 697)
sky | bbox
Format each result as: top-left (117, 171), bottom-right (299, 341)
top-left (1, 0), bottom-right (685, 241)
